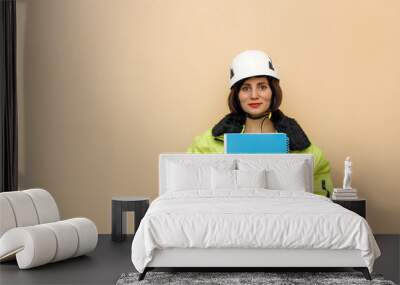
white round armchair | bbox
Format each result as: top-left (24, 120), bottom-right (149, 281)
top-left (0, 189), bottom-right (98, 269)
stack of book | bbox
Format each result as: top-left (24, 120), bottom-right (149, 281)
top-left (332, 188), bottom-right (358, 200)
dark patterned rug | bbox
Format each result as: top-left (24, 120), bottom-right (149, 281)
top-left (116, 271), bottom-right (396, 285)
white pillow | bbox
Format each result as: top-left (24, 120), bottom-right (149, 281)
top-left (167, 163), bottom-right (209, 191)
top-left (211, 168), bottom-right (267, 190)
top-left (211, 168), bottom-right (236, 190)
top-left (266, 164), bottom-right (306, 191)
top-left (236, 169), bottom-right (267, 189)
top-left (167, 160), bottom-right (235, 191)
top-left (238, 159), bottom-right (307, 191)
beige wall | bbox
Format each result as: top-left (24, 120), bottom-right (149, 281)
top-left (16, 0), bottom-right (400, 234)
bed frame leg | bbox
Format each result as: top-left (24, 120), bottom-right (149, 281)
top-left (138, 268), bottom-right (148, 281)
top-left (354, 267), bottom-right (371, 280)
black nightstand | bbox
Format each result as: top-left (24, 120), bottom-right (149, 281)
top-left (332, 198), bottom-right (366, 218)
top-left (111, 196), bottom-right (149, 242)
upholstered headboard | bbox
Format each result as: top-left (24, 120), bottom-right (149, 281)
top-left (159, 153), bottom-right (314, 195)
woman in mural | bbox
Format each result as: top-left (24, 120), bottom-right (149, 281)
top-left (187, 50), bottom-right (333, 197)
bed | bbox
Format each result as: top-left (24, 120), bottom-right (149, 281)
top-left (131, 154), bottom-right (381, 280)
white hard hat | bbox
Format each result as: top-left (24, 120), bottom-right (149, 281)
top-left (229, 50), bottom-right (280, 88)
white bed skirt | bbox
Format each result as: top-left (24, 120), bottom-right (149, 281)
top-left (148, 248), bottom-right (366, 268)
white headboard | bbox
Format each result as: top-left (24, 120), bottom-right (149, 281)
top-left (159, 153), bottom-right (314, 195)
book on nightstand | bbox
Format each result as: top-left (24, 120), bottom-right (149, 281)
top-left (332, 188), bottom-right (358, 200)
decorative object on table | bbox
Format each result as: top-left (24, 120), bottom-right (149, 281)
top-left (332, 156), bottom-right (359, 200)
top-left (116, 271), bottom-right (394, 285)
top-left (332, 198), bottom-right (366, 218)
top-left (343, 156), bottom-right (352, 190)
top-left (0, 189), bottom-right (98, 269)
top-left (224, 133), bottom-right (289, 154)
top-left (112, 196), bottom-right (149, 242)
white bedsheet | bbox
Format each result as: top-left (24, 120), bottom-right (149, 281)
top-left (131, 189), bottom-right (380, 273)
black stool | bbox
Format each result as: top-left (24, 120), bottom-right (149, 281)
top-left (111, 196), bottom-right (149, 242)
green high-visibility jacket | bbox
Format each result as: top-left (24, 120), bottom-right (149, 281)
top-left (186, 126), bottom-right (333, 197)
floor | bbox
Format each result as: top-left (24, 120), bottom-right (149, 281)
top-left (0, 235), bottom-right (399, 285)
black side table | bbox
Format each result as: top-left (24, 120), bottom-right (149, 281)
top-left (112, 196), bottom-right (149, 242)
top-left (332, 198), bottom-right (366, 218)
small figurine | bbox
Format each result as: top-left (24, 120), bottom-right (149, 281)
top-left (342, 156), bottom-right (352, 190)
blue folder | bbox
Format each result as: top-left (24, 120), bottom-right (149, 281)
top-left (224, 133), bottom-right (289, 154)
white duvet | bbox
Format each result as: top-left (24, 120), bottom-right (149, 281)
top-left (131, 189), bottom-right (380, 273)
